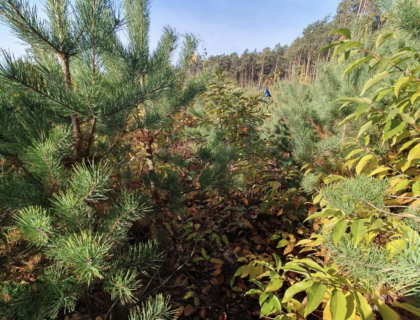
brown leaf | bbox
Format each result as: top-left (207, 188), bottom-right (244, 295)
top-left (212, 269), bottom-right (222, 276)
top-left (184, 305), bottom-right (195, 316)
top-left (202, 285), bottom-right (212, 294)
top-left (3, 293), bottom-right (11, 303)
top-left (201, 284), bottom-right (213, 294)
top-left (233, 247), bottom-right (241, 255)
top-left (283, 238), bottom-right (296, 255)
top-left (308, 207), bottom-right (317, 216)
top-left (218, 274), bottom-right (224, 284)
top-left (241, 249), bottom-right (253, 256)
top-left (210, 278), bottom-right (219, 286)
top-left (218, 312), bottom-right (227, 320)
top-left (175, 306), bottom-right (184, 318)
top-left (200, 308), bottom-right (206, 319)
top-left (240, 218), bottom-right (253, 229)
top-left (174, 275), bottom-right (185, 286)
top-left (237, 281), bottom-right (248, 290)
top-left (223, 252), bottom-right (235, 264)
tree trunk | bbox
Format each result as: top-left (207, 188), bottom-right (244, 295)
top-left (306, 49), bottom-right (313, 79)
top-left (59, 54), bottom-right (83, 159)
top-left (144, 137), bottom-right (160, 204)
top-left (258, 56), bottom-right (266, 89)
top-left (357, 0), bottom-right (365, 20)
top-left (86, 118), bottom-right (97, 158)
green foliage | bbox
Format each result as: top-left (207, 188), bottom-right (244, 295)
top-left (245, 5), bottom-right (420, 319)
top-left (13, 206), bottom-right (54, 247)
top-left (301, 173), bottom-right (318, 194)
top-left (184, 70), bottom-right (271, 193)
top-left (129, 294), bottom-right (173, 320)
top-left (0, 0), bottom-right (206, 317)
top-left (321, 175), bottom-right (389, 215)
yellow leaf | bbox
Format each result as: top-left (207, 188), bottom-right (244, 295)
top-left (394, 179), bottom-right (410, 193)
top-left (356, 155), bottom-right (374, 174)
top-left (265, 278), bottom-right (284, 292)
top-left (324, 175), bottom-right (345, 184)
top-left (201, 248), bottom-right (210, 260)
top-left (296, 239), bottom-right (313, 246)
top-left (183, 291), bottom-right (194, 300)
top-left (369, 166), bottom-right (391, 176)
top-left (386, 239), bottom-right (406, 255)
top-left (372, 299), bottom-right (401, 320)
top-left (241, 264), bottom-right (251, 278)
top-left (284, 238), bottom-right (296, 255)
top-left (210, 258), bottom-right (224, 264)
top-left (392, 301), bottom-right (420, 317)
top-left (255, 262), bottom-right (264, 277)
top-left (301, 163), bottom-right (312, 171)
top-left (347, 158), bottom-right (360, 169)
top-left (221, 235), bottom-right (229, 245)
top-left (408, 143), bottom-right (420, 163)
top-left (313, 195), bottom-right (322, 204)
top-left (346, 149), bottom-right (365, 159)
top-left (395, 76), bottom-right (413, 97)
top-left (323, 301), bottom-right (332, 320)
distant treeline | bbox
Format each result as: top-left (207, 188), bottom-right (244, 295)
top-left (195, 0), bottom-right (384, 87)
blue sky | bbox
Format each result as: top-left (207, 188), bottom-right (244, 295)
top-left (0, 0), bottom-right (341, 57)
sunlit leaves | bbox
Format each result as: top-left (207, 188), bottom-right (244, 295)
top-left (355, 293), bottom-right (374, 320)
top-left (361, 71), bottom-right (389, 96)
top-left (376, 30), bottom-right (396, 48)
top-left (351, 220), bottom-right (368, 247)
top-left (329, 28), bottom-right (352, 40)
top-left (330, 289), bottom-right (347, 320)
top-left (333, 220), bottom-right (348, 246)
top-left (372, 299), bottom-right (401, 320)
top-left (305, 283), bottom-right (327, 317)
top-left (282, 280), bottom-right (314, 303)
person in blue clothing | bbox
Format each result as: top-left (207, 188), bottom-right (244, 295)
top-left (264, 88), bottom-right (271, 100)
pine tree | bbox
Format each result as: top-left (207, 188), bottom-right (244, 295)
top-left (0, 0), bottom-right (204, 318)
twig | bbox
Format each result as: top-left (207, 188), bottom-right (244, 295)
top-left (386, 206), bottom-right (420, 210)
top-left (389, 196), bottom-right (420, 200)
top-left (104, 298), bottom-right (119, 320)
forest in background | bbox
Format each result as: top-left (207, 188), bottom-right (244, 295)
top-left (2, 0), bottom-right (420, 320)
top-left (199, 0), bottom-right (383, 87)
